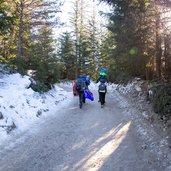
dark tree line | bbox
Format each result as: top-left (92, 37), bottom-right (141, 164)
top-left (99, 0), bottom-right (171, 83)
top-left (1, 0), bottom-right (171, 116)
top-left (0, 0), bottom-right (62, 92)
top-left (98, 0), bottom-right (171, 117)
top-left (1, 0), bottom-right (171, 97)
top-left (58, 0), bottom-right (171, 83)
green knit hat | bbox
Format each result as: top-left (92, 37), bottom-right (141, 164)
top-left (100, 72), bottom-right (107, 76)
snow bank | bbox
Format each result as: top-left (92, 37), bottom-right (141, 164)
top-left (115, 78), bottom-right (143, 95)
top-left (0, 73), bottom-right (69, 143)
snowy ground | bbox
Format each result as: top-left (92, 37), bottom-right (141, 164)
top-left (112, 79), bottom-right (171, 170)
top-left (0, 73), bottom-right (105, 144)
top-left (0, 73), bottom-right (117, 145)
top-left (0, 73), bottom-right (171, 170)
top-left (0, 73), bottom-right (70, 144)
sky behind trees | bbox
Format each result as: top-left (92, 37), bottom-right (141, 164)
top-left (53, 0), bottom-right (110, 38)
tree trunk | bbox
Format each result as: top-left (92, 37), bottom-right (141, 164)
top-left (155, 14), bottom-right (162, 79)
top-left (17, 1), bottom-right (24, 74)
top-left (75, 0), bottom-right (79, 78)
top-left (164, 36), bottom-right (171, 82)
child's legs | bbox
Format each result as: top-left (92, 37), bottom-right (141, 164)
top-left (78, 92), bottom-right (84, 106)
top-left (99, 92), bottom-right (102, 102)
top-left (100, 92), bottom-right (105, 105)
top-left (83, 92), bottom-right (86, 103)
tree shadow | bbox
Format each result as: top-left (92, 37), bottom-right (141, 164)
top-left (58, 119), bottom-right (132, 171)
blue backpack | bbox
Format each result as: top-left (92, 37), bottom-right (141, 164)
top-left (77, 75), bottom-right (90, 87)
top-left (99, 83), bottom-right (107, 93)
top-left (75, 79), bottom-right (85, 92)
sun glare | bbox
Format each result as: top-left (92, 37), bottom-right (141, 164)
top-left (160, 5), bottom-right (171, 33)
top-left (82, 122), bottom-right (131, 170)
top-left (71, 121), bottom-right (131, 171)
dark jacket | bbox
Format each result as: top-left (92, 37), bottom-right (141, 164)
top-left (96, 76), bottom-right (108, 84)
top-left (77, 75), bottom-right (90, 89)
top-left (75, 78), bottom-right (86, 92)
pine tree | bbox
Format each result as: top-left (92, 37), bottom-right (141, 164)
top-left (29, 25), bottom-right (60, 91)
top-left (0, 0), bottom-right (14, 35)
top-left (68, 0), bottom-right (103, 77)
top-left (58, 32), bottom-right (76, 79)
top-left (100, 0), bottom-right (156, 82)
top-left (0, 0), bottom-right (62, 74)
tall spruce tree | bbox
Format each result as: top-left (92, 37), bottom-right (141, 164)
top-left (68, 0), bottom-right (104, 78)
top-left (100, 0), bottom-right (155, 82)
top-left (58, 32), bottom-right (76, 79)
top-left (0, 0), bottom-right (16, 65)
top-left (29, 25), bottom-right (60, 91)
top-left (86, 0), bottom-right (101, 78)
top-left (0, 0), bottom-right (14, 35)
top-left (69, 0), bottom-right (93, 76)
top-left (0, 0), bottom-right (62, 74)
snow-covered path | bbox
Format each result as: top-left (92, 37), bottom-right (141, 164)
top-left (0, 88), bottom-right (169, 171)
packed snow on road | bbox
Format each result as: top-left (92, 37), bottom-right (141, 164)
top-left (0, 73), bottom-right (171, 170)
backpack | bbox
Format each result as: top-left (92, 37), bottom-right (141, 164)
top-left (75, 79), bottom-right (85, 92)
top-left (99, 83), bottom-right (107, 93)
top-left (85, 77), bottom-right (90, 86)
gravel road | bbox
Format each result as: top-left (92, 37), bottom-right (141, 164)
top-left (0, 87), bottom-right (169, 171)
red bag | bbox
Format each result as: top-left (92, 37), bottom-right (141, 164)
top-left (72, 82), bottom-right (79, 96)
